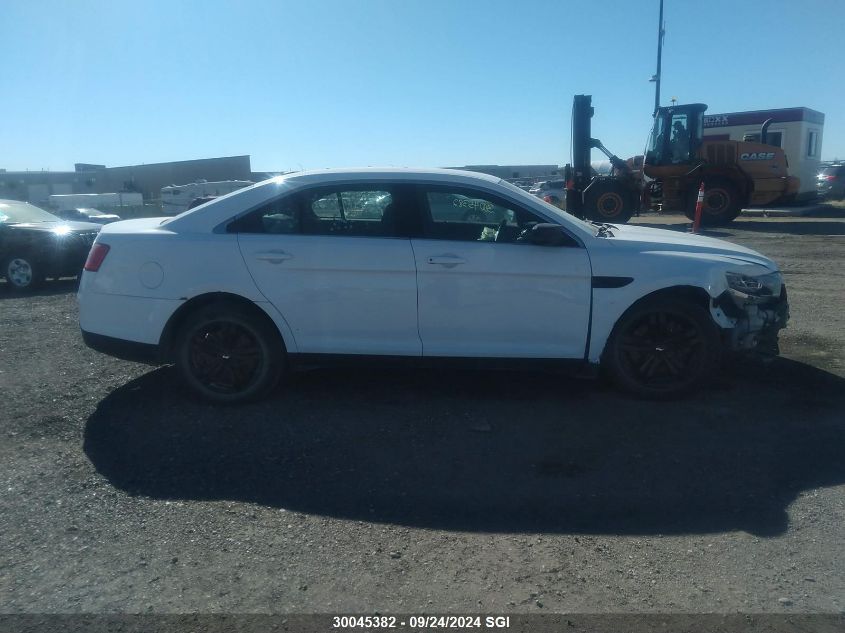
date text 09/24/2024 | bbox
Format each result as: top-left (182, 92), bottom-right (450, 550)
top-left (332, 615), bottom-right (512, 629)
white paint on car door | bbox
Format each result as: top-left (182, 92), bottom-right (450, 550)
top-left (411, 186), bottom-right (592, 358)
top-left (236, 187), bottom-right (421, 356)
top-left (412, 239), bottom-right (592, 357)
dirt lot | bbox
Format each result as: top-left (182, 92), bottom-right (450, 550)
top-left (1, 210), bottom-right (844, 615)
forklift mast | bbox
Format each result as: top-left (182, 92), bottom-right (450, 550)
top-left (565, 94), bottom-right (593, 216)
top-left (565, 94), bottom-right (634, 218)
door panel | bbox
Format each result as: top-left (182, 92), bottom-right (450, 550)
top-left (233, 184), bottom-right (421, 356)
top-left (411, 184), bottom-right (592, 358)
top-left (239, 234), bottom-right (420, 355)
top-left (412, 239), bottom-right (592, 358)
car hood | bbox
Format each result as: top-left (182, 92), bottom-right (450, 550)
top-left (5, 221), bottom-right (102, 233)
top-left (605, 223), bottom-right (777, 270)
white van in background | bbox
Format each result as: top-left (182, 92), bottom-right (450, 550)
top-left (161, 180), bottom-right (253, 215)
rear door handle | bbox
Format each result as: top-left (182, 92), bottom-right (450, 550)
top-left (255, 250), bottom-right (293, 264)
top-left (427, 255), bottom-right (466, 268)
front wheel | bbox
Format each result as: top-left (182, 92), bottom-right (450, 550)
top-left (175, 303), bottom-right (284, 404)
top-left (603, 298), bottom-right (721, 398)
top-left (3, 255), bottom-right (43, 291)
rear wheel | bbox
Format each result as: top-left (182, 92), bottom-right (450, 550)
top-left (684, 179), bottom-right (742, 226)
top-left (175, 303), bottom-right (284, 403)
top-left (584, 182), bottom-right (634, 223)
top-left (603, 297), bottom-right (721, 398)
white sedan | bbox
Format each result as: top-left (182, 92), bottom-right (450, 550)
top-left (77, 168), bottom-right (788, 403)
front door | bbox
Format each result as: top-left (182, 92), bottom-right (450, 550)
top-left (411, 185), bottom-right (592, 358)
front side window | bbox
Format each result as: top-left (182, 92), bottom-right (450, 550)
top-left (422, 187), bottom-right (544, 243)
top-left (669, 114), bottom-right (690, 163)
top-left (807, 130), bottom-right (819, 157)
top-left (646, 115), bottom-right (667, 165)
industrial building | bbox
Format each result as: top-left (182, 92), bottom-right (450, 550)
top-left (0, 155), bottom-right (275, 206)
top-left (702, 107), bottom-right (824, 200)
top-left (445, 164), bottom-right (561, 181)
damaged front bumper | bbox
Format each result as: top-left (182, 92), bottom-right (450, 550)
top-left (713, 284), bottom-right (790, 356)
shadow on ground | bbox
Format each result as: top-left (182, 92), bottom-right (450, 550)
top-left (0, 277), bottom-right (78, 299)
top-left (84, 358), bottom-right (845, 537)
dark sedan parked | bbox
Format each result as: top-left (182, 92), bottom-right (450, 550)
top-left (817, 164), bottom-right (845, 200)
top-left (0, 200), bottom-right (101, 290)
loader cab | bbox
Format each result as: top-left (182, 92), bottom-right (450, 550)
top-left (645, 103), bottom-right (707, 167)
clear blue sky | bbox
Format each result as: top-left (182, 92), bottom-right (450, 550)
top-left (2, 0), bottom-right (843, 172)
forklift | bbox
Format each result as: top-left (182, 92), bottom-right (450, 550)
top-left (563, 94), bottom-right (799, 226)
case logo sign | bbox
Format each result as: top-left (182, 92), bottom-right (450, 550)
top-left (740, 152), bottom-right (776, 161)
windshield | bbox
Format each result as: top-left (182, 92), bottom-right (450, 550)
top-left (0, 201), bottom-right (61, 224)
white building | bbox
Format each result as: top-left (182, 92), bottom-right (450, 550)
top-left (702, 107), bottom-right (824, 201)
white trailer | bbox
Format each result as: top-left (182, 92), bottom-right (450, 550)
top-left (702, 107), bottom-right (824, 201)
top-left (48, 192), bottom-right (144, 210)
top-left (160, 180), bottom-right (253, 215)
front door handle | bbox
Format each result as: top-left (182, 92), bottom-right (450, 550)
top-left (255, 250), bottom-right (293, 264)
top-left (428, 255), bottom-right (466, 268)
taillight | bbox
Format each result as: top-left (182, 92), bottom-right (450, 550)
top-left (84, 243), bottom-right (110, 272)
top-left (543, 195), bottom-right (553, 203)
top-left (824, 175), bottom-right (837, 181)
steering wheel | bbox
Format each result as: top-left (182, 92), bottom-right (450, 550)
top-left (494, 219), bottom-right (509, 243)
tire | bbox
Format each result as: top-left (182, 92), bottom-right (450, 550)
top-left (3, 255), bottom-right (43, 291)
top-left (603, 297), bottom-right (722, 399)
top-left (584, 182), bottom-right (634, 223)
top-left (683, 179), bottom-right (742, 226)
top-left (175, 303), bottom-right (284, 404)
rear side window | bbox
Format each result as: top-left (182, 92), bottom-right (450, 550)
top-left (228, 185), bottom-right (407, 238)
top-left (227, 195), bottom-right (300, 234)
top-left (301, 188), bottom-right (395, 236)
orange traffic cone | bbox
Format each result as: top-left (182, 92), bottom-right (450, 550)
top-left (691, 182), bottom-right (705, 233)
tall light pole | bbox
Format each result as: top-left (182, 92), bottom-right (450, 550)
top-left (650, 0), bottom-right (666, 115)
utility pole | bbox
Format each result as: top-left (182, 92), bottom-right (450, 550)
top-left (650, 0), bottom-right (666, 115)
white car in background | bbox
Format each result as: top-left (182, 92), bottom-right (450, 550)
top-left (55, 207), bottom-right (121, 224)
top-left (78, 168), bottom-right (788, 403)
top-left (529, 179), bottom-right (567, 208)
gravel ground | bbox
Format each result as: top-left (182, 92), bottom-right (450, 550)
top-left (1, 210), bottom-right (844, 615)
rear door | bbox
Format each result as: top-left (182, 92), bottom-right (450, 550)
top-left (234, 183), bottom-right (421, 356)
top-left (411, 184), bottom-right (592, 358)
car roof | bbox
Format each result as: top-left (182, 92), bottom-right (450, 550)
top-left (275, 167), bottom-right (502, 186)
top-left (164, 168), bottom-right (506, 230)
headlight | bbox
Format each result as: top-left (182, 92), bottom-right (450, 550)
top-left (726, 271), bottom-right (782, 298)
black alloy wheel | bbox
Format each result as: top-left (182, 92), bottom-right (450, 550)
top-left (176, 304), bottom-right (283, 403)
top-left (605, 298), bottom-right (720, 398)
top-left (188, 321), bottom-right (262, 394)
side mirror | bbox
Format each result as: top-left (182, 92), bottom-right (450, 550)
top-left (525, 223), bottom-right (574, 247)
